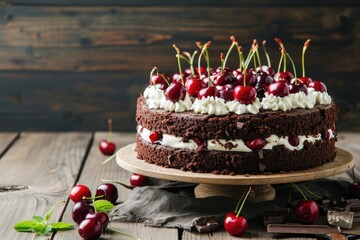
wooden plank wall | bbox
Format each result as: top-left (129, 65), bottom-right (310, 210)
top-left (0, 1), bottom-right (359, 131)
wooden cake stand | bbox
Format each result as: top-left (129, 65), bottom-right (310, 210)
top-left (116, 144), bottom-right (354, 202)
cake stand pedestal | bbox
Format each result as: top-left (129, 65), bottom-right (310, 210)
top-left (116, 144), bottom-right (354, 202)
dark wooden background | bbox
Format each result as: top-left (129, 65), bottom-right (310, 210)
top-left (0, 0), bottom-right (359, 132)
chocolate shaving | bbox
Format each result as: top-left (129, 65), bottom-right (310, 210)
top-left (194, 216), bottom-right (220, 233)
top-left (259, 163), bottom-right (266, 172)
top-left (258, 149), bottom-right (264, 159)
top-left (236, 122), bottom-right (244, 129)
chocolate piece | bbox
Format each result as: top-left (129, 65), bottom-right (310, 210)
top-left (194, 216), bottom-right (219, 233)
top-left (263, 210), bottom-right (290, 226)
top-left (327, 210), bottom-right (354, 229)
top-left (267, 224), bottom-right (341, 234)
top-left (236, 122), bottom-right (244, 129)
top-left (259, 162), bottom-right (266, 172)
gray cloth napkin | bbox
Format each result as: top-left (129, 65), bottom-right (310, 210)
top-left (110, 179), bottom-right (352, 232)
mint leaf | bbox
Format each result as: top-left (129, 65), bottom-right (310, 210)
top-left (50, 222), bottom-right (73, 231)
top-left (14, 220), bottom-right (39, 232)
top-left (31, 222), bottom-right (46, 234)
top-left (32, 216), bottom-right (44, 222)
top-left (44, 204), bottom-right (57, 221)
top-left (93, 199), bottom-right (115, 212)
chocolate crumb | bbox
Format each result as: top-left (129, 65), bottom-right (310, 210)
top-left (236, 122), bottom-right (244, 129)
top-left (258, 149), bottom-right (264, 159)
top-left (259, 163), bottom-right (267, 172)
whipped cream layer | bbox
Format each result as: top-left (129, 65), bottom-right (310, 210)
top-left (143, 85), bottom-right (332, 115)
top-left (137, 125), bottom-right (335, 152)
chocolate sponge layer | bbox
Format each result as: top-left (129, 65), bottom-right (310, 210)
top-left (136, 135), bottom-right (337, 174)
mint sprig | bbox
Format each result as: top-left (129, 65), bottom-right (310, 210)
top-left (93, 199), bottom-right (115, 212)
top-left (13, 203), bottom-right (73, 235)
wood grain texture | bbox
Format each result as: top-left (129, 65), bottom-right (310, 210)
top-left (0, 132), bottom-right (92, 240)
top-left (55, 132), bottom-right (178, 240)
top-left (0, 132), bottom-right (19, 156)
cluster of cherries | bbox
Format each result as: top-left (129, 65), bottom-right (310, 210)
top-left (70, 183), bottom-right (118, 239)
top-left (149, 37), bottom-right (327, 105)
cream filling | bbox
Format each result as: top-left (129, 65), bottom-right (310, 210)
top-left (137, 125), bottom-right (335, 152)
top-left (191, 96), bottom-right (229, 115)
top-left (226, 98), bottom-right (262, 114)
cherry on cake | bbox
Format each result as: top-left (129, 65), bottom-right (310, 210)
top-left (136, 37), bottom-right (338, 175)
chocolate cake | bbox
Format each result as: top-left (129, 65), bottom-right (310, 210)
top-left (135, 37), bottom-right (338, 174)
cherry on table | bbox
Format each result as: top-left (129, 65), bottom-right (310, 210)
top-left (197, 86), bottom-right (220, 99)
top-left (185, 77), bottom-right (206, 97)
top-left (233, 85), bottom-right (257, 104)
top-left (165, 82), bottom-right (186, 102)
top-left (86, 212), bottom-right (109, 230)
top-left (308, 80), bottom-right (327, 92)
top-left (267, 81), bottom-right (290, 97)
top-left (99, 140), bottom-right (116, 156)
top-left (95, 183), bottom-right (118, 204)
top-left (72, 201), bottom-right (95, 224)
top-left (224, 212), bottom-right (248, 236)
top-left (78, 218), bottom-right (102, 240)
top-left (130, 173), bottom-right (148, 187)
top-left (295, 199), bottom-right (319, 224)
top-left (70, 184), bottom-right (92, 203)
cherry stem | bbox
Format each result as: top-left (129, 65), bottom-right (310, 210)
top-left (190, 50), bottom-right (198, 76)
top-left (302, 39), bottom-right (311, 77)
top-left (149, 67), bottom-right (158, 82)
top-left (236, 186), bottom-right (252, 217)
top-left (285, 53), bottom-right (297, 78)
top-left (253, 40), bottom-right (261, 67)
top-left (220, 52), bottom-right (225, 73)
top-left (101, 152), bottom-right (116, 165)
top-left (101, 179), bottom-right (134, 190)
top-left (283, 51), bottom-right (287, 72)
top-left (159, 74), bottom-right (170, 86)
top-left (108, 119), bottom-right (112, 142)
top-left (243, 48), bottom-right (257, 86)
top-left (291, 183), bottom-right (307, 200)
top-left (275, 38), bottom-right (286, 72)
top-left (299, 184), bottom-right (322, 199)
top-left (277, 54), bottom-right (284, 74)
top-left (222, 37), bottom-right (236, 74)
top-left (234, 187), bottom-right (248, 213)
top-left (173, 44), bottom-right (184, 85)
top-left (107, 227), bottom-right (141, 240)
top-left (236, 45), bottom-right (244, 72)
top-left (198, 41), bottom-right (213, 86)
top-left (262, 40), bottom-right (271, 67)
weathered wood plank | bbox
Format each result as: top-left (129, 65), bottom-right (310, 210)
top-left (55, 132), bottom-right (178, 240)
top-left (0, 132), bottom-right (19, 157)
top-left (0, 6), bottom-right (358, 72)
top-left (0, 132), bottom-right (92, 240)
top-left (4, 0), bottom-right (359, 7)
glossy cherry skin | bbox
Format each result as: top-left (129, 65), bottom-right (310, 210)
top-left (216, 85), bottom-right (234, 101)
top-left (197, 86), bottom-right (220, 99)
top-left (165, 82), bottom-right (186, 102)
top-left (295, 200), bottom-right (319, 224)
top-left (72, 201), bottom-right (95, 224)
top-left (256, 73), bottom-right (274, 86)
top-left (289, 81), bottom-right (308, 95)
top-left (95, 183), bottom-right (118, 204)
top-left (267, 81), bottom-right (290, 97)
top-left (70, 185), bottom-right (92, 203)
top-left (86, 212), bottom-right (110, 230)
top-left (185, 77), bottom-right (206, 97)
top-left (130, 173), bottom-right (148, 187)
top-left (172, 72), bottom-right (189, 83)
top-left (99, 140), bottom-right (116, 156)
top-left (78, 218), bottom-right (102, 240)
top-left (299, 76), bottom-right (313, 86)
top-left (308, 80), bottom-right (327, 92)
top-left (288, 136), bottom-right (300, 147)
top-left (245, 138), bottom-right (267, 150)
top-left (224, 212), bottom-right (248, 236)
top-left (349, 182), bottom-right (360, 198)
top-left (257, 65), bottom-right (275, 76)
top-left (235, 71), bottom-right (257, 86)
top-left (212, 72), bottom-right (236, 86)
top-left (196, 66), bottom-right (207, 75)
top-left (233, 86), bottom-right (257, 104)
top-left (149, 73), bottom-right (170, 85)
top-left (274, 71), bottom-right (294, 83)
top-left (149, 131), bottom-right (162, 143)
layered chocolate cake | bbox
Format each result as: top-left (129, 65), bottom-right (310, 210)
top-left (136, 38), bottom-right (338, 174)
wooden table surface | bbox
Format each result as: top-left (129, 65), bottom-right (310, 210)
top-left (0, 132), bottom-right (359, 240)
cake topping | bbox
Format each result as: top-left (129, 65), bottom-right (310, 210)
top-left (299, 39), bottom-right (313, 86)
top-left (191, 96), bottom-right (229, 115)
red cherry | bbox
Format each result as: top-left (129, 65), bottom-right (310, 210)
top-left (235, 70), bottom-right (257, 86)
top-left (295, 200), bottom-right (319, 224)
top-left (185, 77), bottom-right (206, 97)
top-left (233, 85), bottom-right (257, 104)
top-left (289, 80), bottom-right (308, 95)
top-left (299, 76), bottom-right (313, 86)
top-left (196, 66), bottom-right (207, 75)
top-left (212, 72), bottom-right (236, 86)
top-left (72, 201), bottom-right (95, 224)
top-left (130, 173), bottom-right (148, 186)
top-left (349, 182), bottom-right (360, 198)
top-left (256, 73), bottom-right (274, 86)
top-left (172, 72), bottom-right (189, 83)
top-left (197, 86), bottom-right (220, 99)
top-left (216, 85), bottom-right (234, 101)
top-left (274, 71), bottom-right (294, 83)
top-left (245, 138), bottom-right (267, 150)
top-left (86, 212), bottom-right (110, 230)
top-left (257, 65), bottom-right (275, 76)
top-left (99, 140), bottom-right (116, 156)
top-left (149, 131), bottom-right (162, 143)
top-left (165, 82), bottom-right (186, 102)
top-left (78, 218), bottom-right (102, 240)
top-left (194, 138), bottom-right (206, 147)
top-left (70, 185), bottom-right (92, 203)
top-left (267, 81), bottom-right (290, 97)
top-left (288, 136), bottom-right (300, 147)
top-left (149, 73), bottom-right (170, 85)
top-left (95, 183), bottom-right (118, 204)
top-left (308, 80), bottom-right (327, 92)
top-left (224, 212), bottom-right (248, 236)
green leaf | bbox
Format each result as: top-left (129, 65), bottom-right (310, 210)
top-left (44, 204), bottom-right (57, 221)
top-left (93, 199), bottom-right (115, 212)
top-left (32, 216), bottom-right (44, 222)
top-left (31, 222), bottom-right (47, 234)
top-left (14, 220), bottom-right (39, 232)
top-left (50, 222), bottom-right (73, 231)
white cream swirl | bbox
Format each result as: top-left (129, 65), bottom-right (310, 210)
top-left (308, 88), bottom-right (332, 105)
top-left (290, 91), bottom-right (316, 109)
top-left (261, 93), bottom-right (292, 111)
top-left (143, 85), bottom-right (167, 109)
top-left (160, 94), bottom-right (192, 112)
top-left (226, 98), bottom-right (262, 114)
top-left (191, 96), bottom-right (229, 115)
